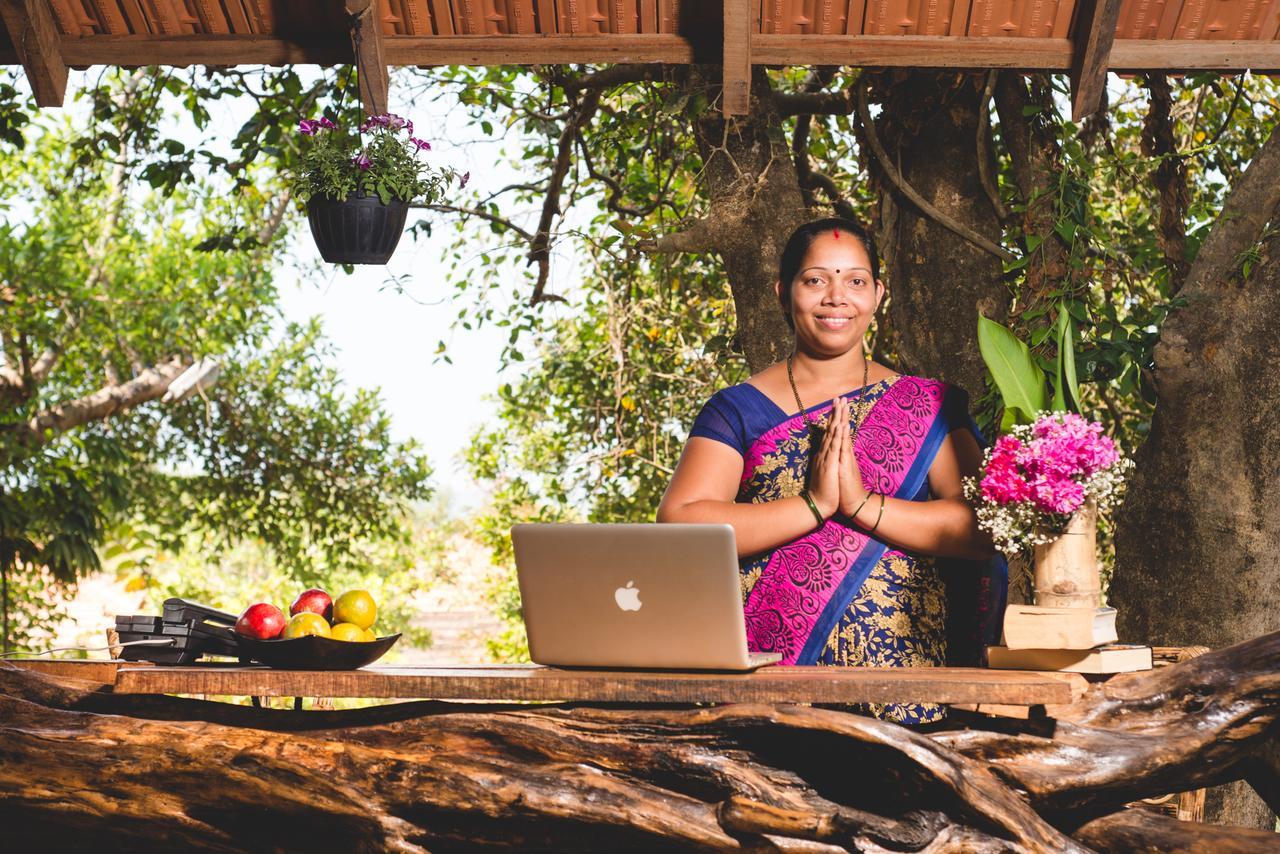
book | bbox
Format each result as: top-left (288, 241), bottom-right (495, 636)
top-left (1002, 605), bottom-right (1119, 650)
top-left (986, 644), bottom-right (1154, 674)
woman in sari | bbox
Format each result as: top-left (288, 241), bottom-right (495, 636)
top-left (657, 217), bottom-right (1004, 725)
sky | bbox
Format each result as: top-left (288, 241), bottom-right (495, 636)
top-left (271, 75), bottom-right (589, 516)
top-left (31, 67), bottom-right (585, 516)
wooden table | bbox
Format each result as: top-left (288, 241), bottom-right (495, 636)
top-left (10, 659), bottom-right (1087, 707)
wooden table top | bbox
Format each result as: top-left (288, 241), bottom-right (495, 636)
top-left (9, 659), bottom-right (1087, 706)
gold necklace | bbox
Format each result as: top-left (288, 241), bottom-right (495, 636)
top-left (787, 351), bottom-right (872, 445)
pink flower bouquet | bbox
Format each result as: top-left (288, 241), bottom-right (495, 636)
top-left (962, 411), bottom-right (1135, 556)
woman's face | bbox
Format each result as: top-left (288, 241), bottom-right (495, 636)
top-left (777, 230), bottom-right (884, 356)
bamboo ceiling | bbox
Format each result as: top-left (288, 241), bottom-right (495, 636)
top-left (0, 0), bottom-right (1277, 119)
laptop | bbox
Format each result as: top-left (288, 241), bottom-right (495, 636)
top-left (511, 523), bottom-right (782, 671)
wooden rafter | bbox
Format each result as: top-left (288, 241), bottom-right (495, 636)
top-left (1070, 0), bottom-right (1125, 121)
top-left (345, 0), bottom-right (389, 116)
top-left (2, 34), bottom-right (1274, 74)
top-left (722, 0), bottom-right (751, 116)
top-left (0, 0), bottom-right (68, 107)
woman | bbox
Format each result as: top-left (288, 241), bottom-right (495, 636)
top-left (656, 217), bottom-right (1004, 724)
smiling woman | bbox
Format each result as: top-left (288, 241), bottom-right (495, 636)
top-left (657, 217), bottom-right (1006, 725)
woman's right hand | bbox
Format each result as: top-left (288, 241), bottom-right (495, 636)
top-left (807, 396), bottom-right (846, 518)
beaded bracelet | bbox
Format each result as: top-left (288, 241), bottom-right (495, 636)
top-left (800, 490), bottom-right (825, 529)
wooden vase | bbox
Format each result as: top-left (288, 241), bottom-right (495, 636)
top-left (1032, 498), bottom-right (1101, 608)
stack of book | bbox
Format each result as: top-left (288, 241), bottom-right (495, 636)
top-left (987, 604), bottom-right (1153, 673)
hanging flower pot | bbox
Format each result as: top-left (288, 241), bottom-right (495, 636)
top-left (306, 194), bottom-right (408, 265)
top-left (292, 113), bottom-right (467, 266)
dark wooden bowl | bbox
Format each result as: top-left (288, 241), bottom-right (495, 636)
top-left (234, 632), bottom-right (401, 670)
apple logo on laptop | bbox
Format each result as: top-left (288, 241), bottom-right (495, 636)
top-left (615, 581), bottom-right (642, 611)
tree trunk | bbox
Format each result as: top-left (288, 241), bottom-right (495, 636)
top-left (866, 71), bottom-right (1011, 400)
top-left (1110, 119), bottom-right (1280, 829)
top-left (688, 66), bottom-right (809, 374)
top-left (4, 630), bottom-right (1280, 851)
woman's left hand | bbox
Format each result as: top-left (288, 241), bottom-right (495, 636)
top-left (836, 398), bottom-right (871, 518)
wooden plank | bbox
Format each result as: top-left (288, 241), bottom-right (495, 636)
top-left (192, 0), bottom-right (231, 33)
top-left (397, 0), bottom-right (432, 34)
top-left (1069, 0), bottom-right (1123, 121)
top-left (507, 0), bottom-right (538, 33)
top-left (723, 0), bottom-right (750, 115)
top-left (0, 0), bottom-right (68, 105)
top-left (639, 0), bottom-right (657, 31)
top-left (4, 33), bottom-right (1272, 73)
top-left (347, 0), bottom-right (389, 115)
top-left (426, 0), bottom-right (454, 33)
top-left (3, 658), bottom-right (131, 684)
top-left (110, 663), bottom-right (1086, 705)
top-left (87, 0), bottom-right (129, 34)
top-left (844, 0), bottom-right (867, 33)
top-left (221, 0), bottom-right (251, 33)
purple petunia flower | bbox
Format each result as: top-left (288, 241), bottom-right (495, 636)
top-left (459, 171), bottom-right (470, 188)
top-left (353, 151), bottom-right (372, 171)
top-left (298, 119), bottom-right (318, 135)
top-left (409, 137), bottom-right (431, 151)
top-left (384, 114), bottom-right (407, 131)
top-left (317, 117), bottom-right (337, 130)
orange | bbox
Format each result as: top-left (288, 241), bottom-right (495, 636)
top-left (283, 612), bottom-right (331, 639)
top-left (360, 628), bottom-right (377, 642)
top-left (330, 622), bottom-right (366, 642)
top-left (333, 590), bottom-right (377, 630)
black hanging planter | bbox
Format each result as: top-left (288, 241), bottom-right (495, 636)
top-left (306, 194), bottom-right (409, 265)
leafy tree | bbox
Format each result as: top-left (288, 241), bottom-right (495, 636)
top-left (0, 69), bottom-right (429, 652)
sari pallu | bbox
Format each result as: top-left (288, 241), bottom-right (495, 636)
top-left (737, 376), bottom-right (1006, 689)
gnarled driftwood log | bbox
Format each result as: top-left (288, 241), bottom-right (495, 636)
top-left (3, 631), bottom-right (1280, 851)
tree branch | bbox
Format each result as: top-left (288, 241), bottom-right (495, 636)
top-left (1142, 75), bottom-right (1191, 291)
top-left (2, 357), bottom-right (188, 447)
top-left (1177, 114), bottom-right (1280, 298)
top-left (552, 64), bottom-right (664, 97)
top-left (977, 71), bottom-right (1010, 224)
top-left (527, 89), bottom-right (602, 305)
top-left (856, 80), bottom-right (1015, 263)
top-left (415, 204), bottom-right (533, 243)
top-left (635, 216), bottom-right (729, 254)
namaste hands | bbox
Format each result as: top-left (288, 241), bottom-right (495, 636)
top-left (808, 396), bottom-right (872, 521)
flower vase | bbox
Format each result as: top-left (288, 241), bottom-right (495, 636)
top-left (1032, 498), bottom-right (1101, 608)
top-left (306, 195), bottom-right (408, 265)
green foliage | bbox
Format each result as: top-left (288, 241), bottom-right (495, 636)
top-left (0, 70), bottom-right (433, 650)
top-left (978, 301), bottom-right (1078, 429)
top-left (292, 115), bottom-right (462, 205)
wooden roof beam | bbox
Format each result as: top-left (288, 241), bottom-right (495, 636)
top-left (723, 0), bottom-right (751, 116)
top-left (1069, 0), bottom-right (1124, 121)
top-left (345, 0), bottom-right (389, 116)
top-left (0, 0), bottom-right (67, 106)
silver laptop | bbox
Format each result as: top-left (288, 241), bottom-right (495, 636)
top-left (511, 523), bottom-right (781, 671)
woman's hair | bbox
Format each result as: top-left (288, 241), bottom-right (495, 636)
top-left (777, 217), bottom-right (880, 328)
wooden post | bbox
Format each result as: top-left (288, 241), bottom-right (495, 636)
top-left (0, 0), bottom-right (68, 107)
top-left (345, 0), bottom-right (389, 116)
top-left (722, 0), bottom-right (751, 117)
top-left (1069, 0), bottom-right (1123, 122)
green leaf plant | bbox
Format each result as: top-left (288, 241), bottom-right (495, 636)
top-left (978, 300), bottom-right (1080, 431)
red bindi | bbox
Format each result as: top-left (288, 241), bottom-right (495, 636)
top-left (832, 228), bottom-right (840, 239)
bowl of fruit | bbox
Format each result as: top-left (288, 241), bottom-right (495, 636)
top-left (233, 588), bottom-right (400, 670)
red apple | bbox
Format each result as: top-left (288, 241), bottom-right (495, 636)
top-left (289, 588), bottom-right (333, 622)
top-left (235, 602), bottom-right (286, 640)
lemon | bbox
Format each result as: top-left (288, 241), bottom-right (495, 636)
top-left (333, 590), bottom-right (377, 630)
top-left (283, 612), bottom-right (331, 639)
top-left (330, 622), bottom-right (366, 642)
top-left (360, 628), bottom-right (377, 642)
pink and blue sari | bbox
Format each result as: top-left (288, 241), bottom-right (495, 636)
top-left (690, 374), bottom-right (1006, 724)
